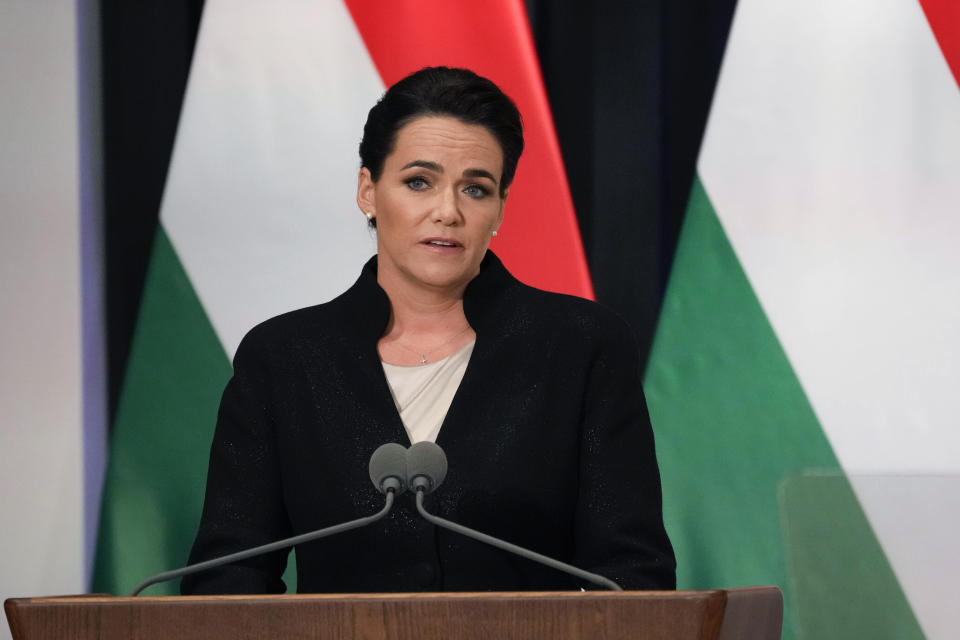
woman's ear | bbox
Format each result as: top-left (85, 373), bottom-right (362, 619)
top-left (357, 167), bottom-right (376, 219)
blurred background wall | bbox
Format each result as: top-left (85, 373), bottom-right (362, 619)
top-left (0, 0), bottom-right (104, 620)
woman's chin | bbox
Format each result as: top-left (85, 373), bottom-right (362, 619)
top-left (405, 263), bottom-right (477, 293)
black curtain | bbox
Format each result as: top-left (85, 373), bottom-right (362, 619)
top-left (99, 0), bottom-right (736, 418)
top-left (100, 0), bottom-right (205, 415)
top-left (527, 0), bottom-right (737, 365)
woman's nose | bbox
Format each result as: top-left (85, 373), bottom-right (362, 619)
top-left (433, 188), bottom-right (461, 225)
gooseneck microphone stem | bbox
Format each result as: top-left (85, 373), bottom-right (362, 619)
top-left (414, 489), bottom-right (622, 591)
top-left (129, 491), bottom-right (396, 596)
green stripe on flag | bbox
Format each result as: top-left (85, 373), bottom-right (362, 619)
top-left (644, 177), bottom-right (924, 639)
top-left (93, 227), bottom-right (232, 596)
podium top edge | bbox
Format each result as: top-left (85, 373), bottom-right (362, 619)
top-left (6, 587), bottom-right (781, 606)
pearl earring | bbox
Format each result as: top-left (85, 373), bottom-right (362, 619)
top-left (491, 230), bottom-right (498, 237)
top-left (365, 212), bottom-right (373, 220)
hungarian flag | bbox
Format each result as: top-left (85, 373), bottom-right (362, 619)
top-left (92, 0), bottom-right (590, 595)
top-left (644, 1), bottom-right (960, 639)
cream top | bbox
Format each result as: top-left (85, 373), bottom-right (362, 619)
top-left (381, 340), bottom-right (475, 444)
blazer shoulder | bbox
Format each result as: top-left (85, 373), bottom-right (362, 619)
top-left (517, 284), bottom-right (638, 344)
top-left (234, 299), bottom-right (343, 360)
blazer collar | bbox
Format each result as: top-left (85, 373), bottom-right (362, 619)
top-left (342, 251), bottom-right (520, 342)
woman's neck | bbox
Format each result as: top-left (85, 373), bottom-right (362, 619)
top-left (376, 269), bottom-right (475, 364)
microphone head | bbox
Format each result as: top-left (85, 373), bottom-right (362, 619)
top-left (406, 441), bottom-right (447, 494)
top-left (369, 443), bottom-right (408, 495)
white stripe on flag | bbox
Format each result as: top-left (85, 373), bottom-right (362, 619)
top-left (699, 0), bottom-right (960, 475)
top-left (162, 0), bottom-right (384, 358)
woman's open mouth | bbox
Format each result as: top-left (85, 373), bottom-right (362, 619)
top-left (422, 238), bottom-right (463, 250)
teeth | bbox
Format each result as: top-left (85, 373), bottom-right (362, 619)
top-left (429, 240), bottom-right (455, 246)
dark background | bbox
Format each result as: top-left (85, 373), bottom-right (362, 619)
top-left (100, 0), bottom-right (738, 420)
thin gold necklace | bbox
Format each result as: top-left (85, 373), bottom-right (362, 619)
top-left (390, 325), bottom-right (473, 365)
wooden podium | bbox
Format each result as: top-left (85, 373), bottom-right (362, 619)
top-left (5, 588), bottom-right (782, 639)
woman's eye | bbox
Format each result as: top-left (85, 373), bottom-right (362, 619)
top-left (406, 177), bottom-right (429, 191)
top-left (463, 184), bottom-right (490, 199)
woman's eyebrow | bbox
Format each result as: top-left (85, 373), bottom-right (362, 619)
top-left (401, 160), bottom-right (442, 172)
top-left (463, 168), bottom-right (498, 184)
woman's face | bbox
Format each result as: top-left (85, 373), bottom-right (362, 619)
top-left (357, 116), bottom-right (506, 295)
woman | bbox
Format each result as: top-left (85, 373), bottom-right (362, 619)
top-left (182, 67), bottom-right (675, 594)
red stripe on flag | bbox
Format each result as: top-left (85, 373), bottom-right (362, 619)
top-left (919, 0), bottom-right (960, 91)
top-left (343, 0), bottom-right (594, 299)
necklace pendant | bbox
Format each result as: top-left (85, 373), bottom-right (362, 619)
top-left (419, 354), bottom-right (427, 365)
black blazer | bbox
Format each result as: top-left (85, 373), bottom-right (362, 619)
top-left (182, 252), bottom-right (675, 594)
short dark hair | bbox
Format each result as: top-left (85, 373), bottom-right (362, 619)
top-left (359, 66), bottom-right (524, 198)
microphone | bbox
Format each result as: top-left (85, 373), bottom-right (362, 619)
top-left (129, 443), bottom-right (407, 596)
top-left (406, 441), bottom-right (447, 493)
top-left (406, 442), bottom-right (622, 591)
top-left (369, 442), bottom-right (408, 495)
